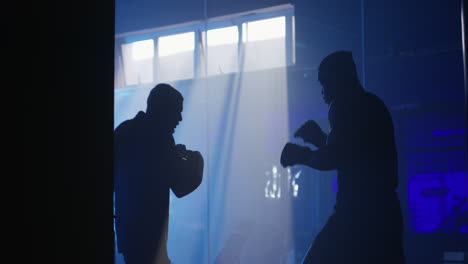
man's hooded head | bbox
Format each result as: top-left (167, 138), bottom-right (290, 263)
top-left (318, 51), bottom-right (360, 104)
top-left (146, 83), bottom-right (184, 133)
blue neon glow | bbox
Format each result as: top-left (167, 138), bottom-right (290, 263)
top-left (408, 171), bottom-right (467, 233)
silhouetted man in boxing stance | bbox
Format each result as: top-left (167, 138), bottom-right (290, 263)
top-left (114, 83), bottom-right (204, 264)
top-left (281, 51), bottom-right (404, 264)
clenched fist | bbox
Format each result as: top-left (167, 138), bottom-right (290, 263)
top-left (294, 120), bottom-right (327, 147)
top-left (280, 143), bottom-right (310, 167)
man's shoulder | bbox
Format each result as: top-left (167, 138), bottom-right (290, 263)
top-left (114, 120), bottom-right (135, 139)
top-left (115, 112), bottom-right (146, 134)
top-left (115, 119), bottom-right (132, 131)
top-left (364, 91), bottom-right (386, 107)
top-left (328, 91), bottom-right (390, 122)
top-left (360, 92), bottom-right (396, 130)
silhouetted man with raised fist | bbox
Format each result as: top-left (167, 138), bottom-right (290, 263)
top-left (281, 51), bottom-right (405, 264)
top-left (114, 83), bottom-right (204, 264)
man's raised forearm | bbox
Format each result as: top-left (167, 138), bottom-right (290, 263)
top-left (300, 145), bottom-right (337, 171)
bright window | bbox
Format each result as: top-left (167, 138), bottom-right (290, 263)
top-left (132, 39), bottom-right (154, 60)
top-left (121, 39), bottom-right (154, 86)
top-left (115, 5), bottom-right (295, 87)
top-left (158, 32), bottom-right (195, 57)
top-left (242, 16), bottom-right (286, 42)
top-left (157, 32), bottom-right (195, 82)
top-left (207, 26), bottom-right (239, 75)
top-left (207, 26), bottom-right (238, 46)
top-left (242, 16), bottom-right (287, 71)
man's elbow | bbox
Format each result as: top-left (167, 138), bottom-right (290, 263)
top-left (304, 159), bottom-right (335, 171)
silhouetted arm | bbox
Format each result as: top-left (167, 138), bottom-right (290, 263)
top-left (300, 100), bottom-right (352, 171)
top-left (294, 120), bottom-right (328, 148)
top-left (299, 144), bottom-right (338, 171)
top-left (168, 144), bottom-right (204, 198)
top-left (281, 140), bottom-right (337, 170)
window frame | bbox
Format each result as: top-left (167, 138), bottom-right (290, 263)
top-left (114, 4), bottom-right (295, 89)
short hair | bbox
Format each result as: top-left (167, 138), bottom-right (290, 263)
top-left (318, 51), bottom-right (359, 83)
top-left (146, 83), bottom-right (183, 115)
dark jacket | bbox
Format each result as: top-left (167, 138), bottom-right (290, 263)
top-left (114, 111), bottom-right (203, 261)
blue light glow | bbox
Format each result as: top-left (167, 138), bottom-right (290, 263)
top-left (408, 171), bottom-right (467, 233)
top-left (432, 128), bottom-right (466, 136)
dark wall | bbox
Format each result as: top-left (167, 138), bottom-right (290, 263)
top-left (365, 0), bottom-right (465, 108)
top-left (48, 0), bottom-right (115, 263)
top-left (366, 2), bottom-right (467, 263)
